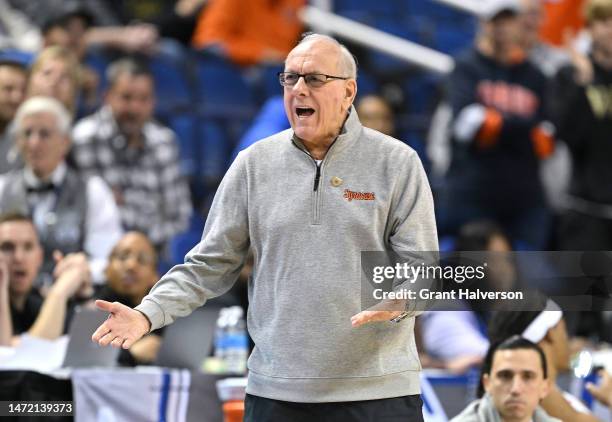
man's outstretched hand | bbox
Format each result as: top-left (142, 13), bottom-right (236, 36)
top-left (351, 299), bottom-right (407, 328)
top-left (91, 300), bottom-right (151, 349)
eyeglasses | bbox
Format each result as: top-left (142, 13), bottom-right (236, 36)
top-left (278, 72), bottom-right (349, 88)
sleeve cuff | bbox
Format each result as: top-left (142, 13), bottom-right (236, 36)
top-left (475, 108), bottom-right (503, 148)
top-left (531, 122), bottom-right (555, 159)
top-left (135, 299), bottom-right (166, 332)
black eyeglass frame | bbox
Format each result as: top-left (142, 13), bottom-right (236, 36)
top-left (277, 71), bottom-right (350, 87)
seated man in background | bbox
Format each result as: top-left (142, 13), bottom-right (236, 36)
top-left (0, 96), bottom-right (122, 284)
top-left (72, 58), bottom-right (192, 252)
top-left (0, 213), bottom-right (91, 346)
top-left (487, 296), bottom-right (600, 421)
top-left (451, 335), bottom-right (559, 422)
top-left (94, 231), bottom-right (163, 365)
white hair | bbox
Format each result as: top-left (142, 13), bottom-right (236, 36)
top-left (13, 96), bottom-right (71, 136)
top-left (295, 33), bottom-right (357, 79)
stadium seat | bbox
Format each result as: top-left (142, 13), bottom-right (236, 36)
top-left (194, 53), bottom-right (256, 117)
top-left (198, 119), bottom-right (231, 186)
top-left (168, 214), bottom-right (205, 265)
top-left (167, 114), bottom-right (198, 179)
top-left (149, 51), bottom-right (193, 116)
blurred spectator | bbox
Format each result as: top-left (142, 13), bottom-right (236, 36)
top-left (356, 94), bottom-right (396, 137)
top-left (586, 369), bottom-right (612, 409)
top-left (100, 0), bottom-right (206, 45)
top-left (427, 0), bottom-right (570, 187)
top-left (40, 12), bottom-right (100, 114)
top-left (0, 96), bottom-right (122, 284)
top-left (9, 0), bottom-right (159, 55)
top-left (420, 221), bottom-right (514, 373)
top-left (192, 0), bottom-right (305, 66)
top-left (0, 58), bottom-right (27, 173)
top-left (520, 0), bottom-right (570, 77)
top-left (0, 0), bottom-right (42, 53)
top-left (451, 336), bottom-right (558, 422)
top-left (487, 296), bottom-right (600, 421)
top-left (0, 213), bottom-right (91, 346)
top-left (72, 58), bottom-right (192, 250)
top-left (27, 46), bottom-right (81, 117)
top-left (438, 0), bottom-right (555, 249)
top-left (539, 0), bottom-right (587, 47)
top-left (41, 6), bottom-right (94, 61)
top-left (553, 0), bottom-right (612, 251)
top-left (231, 95), bottom-right (289, 161)
top-left (519, 0), bottom-right (574, 218)
top-left (94, 231), bottom-right (162, 365)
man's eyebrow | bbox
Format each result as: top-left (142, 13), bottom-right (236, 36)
top-left (496, 368), bottom-right (538, 375)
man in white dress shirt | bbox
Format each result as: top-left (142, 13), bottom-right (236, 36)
top-left (0, 96), bottom-right (122, 284)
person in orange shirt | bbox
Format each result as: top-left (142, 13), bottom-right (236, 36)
top-left (539, 0), bottom-right (586, 46)
top-left (192, 0), bottom-right (305, 66)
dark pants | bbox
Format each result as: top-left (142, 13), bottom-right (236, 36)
top-left (244, 393), bottom-right (424, 422)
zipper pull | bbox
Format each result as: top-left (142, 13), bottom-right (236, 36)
top-left (313, 163), bottom-right (321, 191)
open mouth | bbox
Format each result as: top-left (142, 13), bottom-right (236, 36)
top-left (11, 269), bottom-right (28, 281)
top-left (296, 107), bottom-right (315, 118)
top-left (122, 273), bottom-right (137, 285)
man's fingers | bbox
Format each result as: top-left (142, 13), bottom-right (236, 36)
top-left (111, 337), bottom-right (125, 349)
top-left (95, 300), bottom-right (115, 313)
top-left (351, 311), bottom-right (374, 328)
top-left (351, 310), bottom-right (403, 328)
top-left (91, 321), bottom-right (111, 342)
top-left (123, 337), bottom-right (136, 350)
top-left (97, 332), bottom-right (117, 347)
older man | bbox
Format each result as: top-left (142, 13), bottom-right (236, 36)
top-left (0, 213), bottom-right (91, 346)
top-left (72, 58), bottom-right (192, 250)
top-left (452, 336), bottom-right (559, 422)
top-left (0, 58), bottom-right (27, 173)
top-left (0, 96), bottom-right (122, 284)
top-left (93, 33), bottom-right (437, 421)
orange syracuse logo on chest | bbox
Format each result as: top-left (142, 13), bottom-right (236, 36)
top-left (343, 189), bottom-right (375, 202)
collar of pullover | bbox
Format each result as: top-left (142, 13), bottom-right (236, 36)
top-left (291, 105), bottom-right (363, 161)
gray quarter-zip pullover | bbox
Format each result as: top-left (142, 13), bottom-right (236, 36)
top-left (136, 107), bottom-right (438, 402)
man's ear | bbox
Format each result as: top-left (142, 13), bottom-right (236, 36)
top-left (542, 325), bottom-right (556, 345)
top-left (345, 79), bottom-right (357, 104)
top-left (482, 373), bottom-right (491, 393)
top-left (539, 377), bottom-right (551, 401)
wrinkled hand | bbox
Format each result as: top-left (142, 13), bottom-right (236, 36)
top-left (586, 369), bottom-right (612, 407)
top-left (91, 300), bottom-right (151, 349)
top-left (351, 299), bottom-right (406, 328)
top-left (52, 251), bottom-right (93, 299)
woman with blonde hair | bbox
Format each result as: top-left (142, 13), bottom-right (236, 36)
top-left (27, 45), bottom-right (80, 117)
